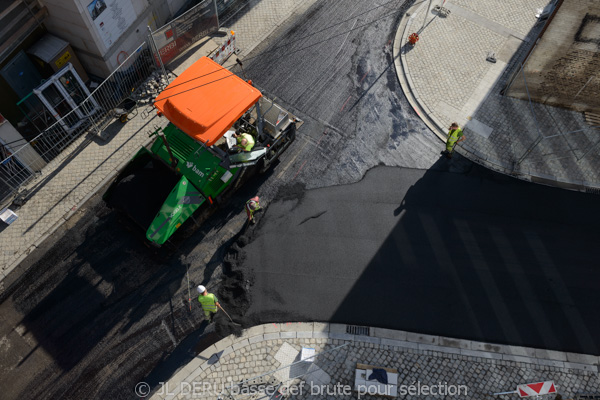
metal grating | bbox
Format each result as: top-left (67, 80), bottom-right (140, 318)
top-left (346, 325), bottom-right (370, 336)
top-left (576, 395), bottom-right (600, 400)
top-left (585, 187), bottom-right (600, 195)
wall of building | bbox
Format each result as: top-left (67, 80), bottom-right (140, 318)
top-left (42, 0), bottom-right (175, 78)
top-left (505, 0), bottom-right (600, 112)
top-left (0, 119), bottom-right (46, 172)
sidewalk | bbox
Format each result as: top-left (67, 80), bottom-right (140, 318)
top-left (0, 0), bottom-right (319, 289)
top-left (393, 0), bottom-right (600, 191)
top-left (145, 322), bottom-right (600, 399)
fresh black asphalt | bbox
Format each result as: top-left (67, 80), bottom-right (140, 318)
top-left (243, 162), bottom-right (600, 355)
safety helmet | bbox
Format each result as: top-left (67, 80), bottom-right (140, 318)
top-left (197, 285), bottom-right (206, 294)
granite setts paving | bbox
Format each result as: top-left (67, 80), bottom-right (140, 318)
top-left (149, 323), bottom-right (600, 400)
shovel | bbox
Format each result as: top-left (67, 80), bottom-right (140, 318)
top-left (218, 304), bottom-right (241, 326)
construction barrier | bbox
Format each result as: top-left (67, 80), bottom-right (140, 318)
top-left (210, 31), bottom-right (236, 64)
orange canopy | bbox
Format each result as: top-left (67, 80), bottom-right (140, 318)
top-left (154, 57), bottom-right (261, 146)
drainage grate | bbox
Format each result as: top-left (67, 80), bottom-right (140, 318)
top-left (346, 325), bottom-right (370, 336)
top-left (576, 395), bottom-right (600, 400)
top-left (585, 187), bottom-right (600, 195)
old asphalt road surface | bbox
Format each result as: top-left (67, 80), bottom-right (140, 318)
top-left (1, 1), bottom-right (599, 399)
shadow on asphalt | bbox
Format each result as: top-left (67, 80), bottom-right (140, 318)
top-left (333, 159), bottom-right (600, 354)
top-left (3, 165), bottom-right (277, 399)
top-left (241, 157), bottom-right (600, 356)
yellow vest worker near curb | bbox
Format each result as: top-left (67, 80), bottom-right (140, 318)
top-left (197, 285), bottom-right (222, 322)
top-left (443, 122), bottom-right (465, 159)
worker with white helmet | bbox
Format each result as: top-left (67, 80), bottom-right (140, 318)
top-left (197, 285), bottom-right (221, 322)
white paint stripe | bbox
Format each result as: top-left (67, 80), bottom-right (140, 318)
top-left (517, 381), bottom-right (556, 397)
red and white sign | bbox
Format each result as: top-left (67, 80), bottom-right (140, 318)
top-left (210, 32), bottom-right (236, 65)
top-left (517, 381), bottom-right (556, 398)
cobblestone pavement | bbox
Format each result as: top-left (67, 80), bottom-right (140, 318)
top-left (0, 111), bottom-right (165, 284)
top-left (394, 0), bottom-right (600, 190)
top-left (148, 323), bottom-right (600, 400)
top-left (0, 0), bottom-right (319, 287)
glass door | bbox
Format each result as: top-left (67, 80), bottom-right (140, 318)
top-left (33, 63), bottom-right (99, 131)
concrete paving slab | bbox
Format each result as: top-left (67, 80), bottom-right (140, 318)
top-left (565, 353), bottom-right (600, 365)
top-left (380, 338), bottom-right (419, 350)
top-left (534, 349), bottom-right (568, 362)
top-left (233, 339), bottom-right (250, 351)
top-left (249, 334), bottom-right (264, 344)
top-left (214, 335), bottom-right (235, 353)
top-left (371, 328), bottom-right (407, 341)
top-left (405, 332), bottom-right (439, 345)
top-left (312, 323), bottom-right (329, 333)
top-left (419, 343), bottom-right (461, 355)
top-left (461, 348), bottom-right (503, 360)
top-left (243, 325), bottom-right (266, 337)
top-left (328, 323), bottom-right (348, 334)
top-left (280, 322), bottom-right (312, 332)
top-left (439, 337), bottom-right (471, 350)
top-left (264, 332), bottom-right (280, 341)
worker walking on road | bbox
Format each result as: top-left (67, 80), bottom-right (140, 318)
top-left (245, 196), bottom-right (262, 224)
top-left (197, 285), bottom-right (221, 322)
top-left (442, 122), bottom-right (465, 159)
top-left (233, 132), bottom-right (255, 152)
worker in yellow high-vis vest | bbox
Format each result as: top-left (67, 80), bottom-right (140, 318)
top-left (443, 122), bottom-right (466, 159)
top-left (197, 285), bottom-right (222, 322)
top-left (233, 132), bottom-right (255, 152)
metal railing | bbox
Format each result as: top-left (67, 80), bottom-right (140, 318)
top-left (0, 0), bottom-right (243, 206)
top-left (0, 41), bottom-right (157, 206)
top-left (150, 0), bottom-right (219, 68)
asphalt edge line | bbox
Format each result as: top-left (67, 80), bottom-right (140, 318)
top-left (148, 322), bottom-right (600, 400)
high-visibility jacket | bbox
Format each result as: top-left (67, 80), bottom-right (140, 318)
top-left (246, 197), bottom-right (260, 211)
top-left (446, 128), bottom-right (463, 145)
top-left (198, 293), bottom-right (218, 313)
top-left (237, 133), bottom-right (255, 152)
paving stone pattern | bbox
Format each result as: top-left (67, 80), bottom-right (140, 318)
top-left (406, 9), bottom-right (507, 110)
top-left (400, 0), bottom-right (600, 187)
top-left (173, 337), bottom-right (599, 400)
top-left (227, 0), bottom-right (317, 58)
top-left (449, 0), bottom-right (546, 36)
